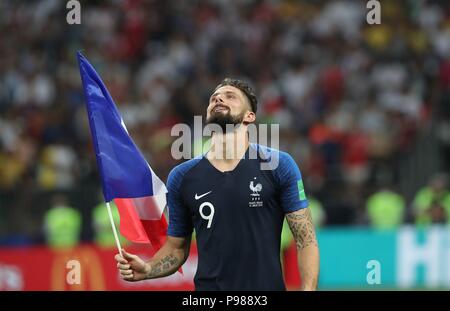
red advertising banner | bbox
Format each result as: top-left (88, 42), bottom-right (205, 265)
top-left (0, 243), bottom-right (300, 291)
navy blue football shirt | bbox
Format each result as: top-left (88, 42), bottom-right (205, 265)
top-left (167, 143), bottom-right (309, 290)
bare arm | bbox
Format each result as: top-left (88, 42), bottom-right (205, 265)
top-left (286, 208), bottom-right (319, 290)
top-left (115, 235), bottom-right (191, 281)
top-left (146, 236), bottom-right (191, 279)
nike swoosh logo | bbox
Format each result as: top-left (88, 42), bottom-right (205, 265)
top-left (195, 191), bottom-right (212, 200)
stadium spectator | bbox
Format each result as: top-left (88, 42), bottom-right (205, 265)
top-left (366, 189), bottom-right (405, 230)
top-left (413, 174), bottom-right (450, 225)
top-left (44, 194), bottom-right (82, 248)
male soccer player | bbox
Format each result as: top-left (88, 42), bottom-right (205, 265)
top-left (115, 78), bottom-right (320, 290)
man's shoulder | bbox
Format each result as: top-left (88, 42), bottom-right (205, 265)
top-left (249, 143), bottom-right (294, 165)
top-left (168, 155), bottom-right (203, 184)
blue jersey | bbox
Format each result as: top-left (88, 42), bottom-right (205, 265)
top-left (167, 144), bottom-right (308, 290)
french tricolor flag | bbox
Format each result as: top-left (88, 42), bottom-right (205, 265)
top-left (77, 51), bottom-right (168, 251)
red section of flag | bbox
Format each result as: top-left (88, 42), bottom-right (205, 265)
top-left (141, 219), bottom-right (167, 251)
top-left (114, 198), bottom-right (150, 244)
top-left (114, 197), bottom-right (168, 249)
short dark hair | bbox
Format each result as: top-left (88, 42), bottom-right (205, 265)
top-left (214, 78), bottom-right (258, 113)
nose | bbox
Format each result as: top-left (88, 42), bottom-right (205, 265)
top-left (214, 94), bottom-right (224, 104)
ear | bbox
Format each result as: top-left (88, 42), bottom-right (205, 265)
top-left (243, 111), bottom-right (256, 124)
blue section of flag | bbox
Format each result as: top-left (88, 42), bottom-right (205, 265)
top-left (77, 51), bottom-right (153, 201)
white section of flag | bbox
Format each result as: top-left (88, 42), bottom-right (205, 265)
top-left (131, 163), bottom-right (168, 220)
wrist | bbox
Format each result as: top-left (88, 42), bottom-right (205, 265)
top-left (144, 262), bottom-right (152, 279)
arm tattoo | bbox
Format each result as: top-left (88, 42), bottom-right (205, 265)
top-left (286, 209), bottom-right (318, 250)
top-left (148, 254), bottom-right (179, 278)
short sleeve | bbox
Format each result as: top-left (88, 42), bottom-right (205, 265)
top-left (166, 166), bottom-right (193, 237)
top-left (274, 152), bottom-right (309, 213)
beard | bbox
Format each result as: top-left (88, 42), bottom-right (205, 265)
top-left (206, 109), bottom-right (245, 133)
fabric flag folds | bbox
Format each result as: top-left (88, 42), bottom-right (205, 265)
top-left (77, 51), bottom-right (168, 251)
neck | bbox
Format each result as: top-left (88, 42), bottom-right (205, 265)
top-left (208, 125), bottom-right (249, 162)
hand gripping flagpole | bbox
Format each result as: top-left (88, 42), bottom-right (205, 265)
top-left (106, 202), bottom-right (123, 257)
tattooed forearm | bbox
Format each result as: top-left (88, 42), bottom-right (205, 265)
top-left (286, 208), bottom-right (320, 290)
top-left (286, 209), bottom-right (318, 250)
top-left (147, 254), bottom-right (180, 279)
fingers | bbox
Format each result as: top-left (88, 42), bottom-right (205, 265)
top-left (118, 262), bottom-right (134, 280)
top-left (115, 249), bottom-right (139, 282)
top-left (121, 249), bottom-right (137, 261)
top-left (119, 268), bottom-right (135, 281)
top-left (120, 269), bottom-right (133, 276)
top-left (117, 262), bottom-right (130, 270)
top-left (114, 253), bottom-right (128, 264)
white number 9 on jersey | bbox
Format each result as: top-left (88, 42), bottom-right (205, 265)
top-left (199, 202), bottom-right (215, 229)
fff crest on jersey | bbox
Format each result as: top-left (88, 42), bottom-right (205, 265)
top-left (249, 177), bottom-right (263, 208)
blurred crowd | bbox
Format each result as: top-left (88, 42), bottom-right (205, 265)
top-left (1, 0), bottom-right (450, 246)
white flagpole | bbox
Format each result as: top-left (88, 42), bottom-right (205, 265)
top-left (106, 202), bottom-right (123, 257)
